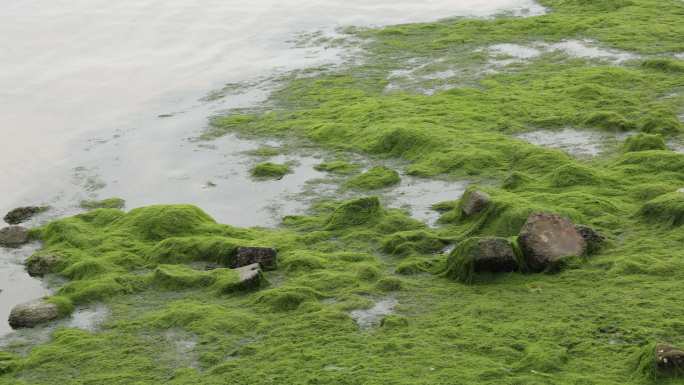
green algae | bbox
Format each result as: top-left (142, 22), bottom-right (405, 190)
top-left (624, 133), bottom-right (667, 152)
top-left (79, 198), bottom-right (126, 210)
top-left (344, 166), bottom-right (401, 190)
top-left (250, 162), bottom-right (291, 179)
top-left (314, 160), bottom-right (360, 174)
top-left (4, 1), bottom-right (684, 384)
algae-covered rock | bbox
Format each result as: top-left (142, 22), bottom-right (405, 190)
top-left (26, 253), bottom-right (62, 277)
top-left (655, 343), bottom-right (684, 376)
top-left (233, 246), bottom-right (277, 271)
top-left (575, 225), bottom-right (605, 255)
top-left (460, 190), bottom-right (491, 216)
top-left (153, 264), bottom-right (216, 289)
top-left (4, 206), bottom-right (48, 224)
top-left (381, 230), bottom-right (447, 256)
top-left (229, 263), bottom-right (263, 292)
top-left (445, 237), bottom-right (519, 283)
top-left (9, 300), bottom-right (60, 328)
top-left (149, 236), bottom-right (239, 265)
top-left (326, 197), bottom-right (382, 230)
top-left (80, 198), bottom-right (126, 210)
top-left (345, 166), bottom-right (400, 190)
top-left (250, 162), bottom-right (291, 179)
top-left (624, 133), bottom-right (666, 152)
top-left (518, 213), bottom-right (586, 272)
top-left (116, 205), bottom-right (216, 241)
top-left (0, 226), bottom-right (29, 247)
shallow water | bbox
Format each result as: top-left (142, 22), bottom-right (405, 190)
top-left (0, 0), bottom-right (544, 337)
top-left (516, 128), bottom-right (631, 158)
top-left (350, 297), bottom-right (398, 329)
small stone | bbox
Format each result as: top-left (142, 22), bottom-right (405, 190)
top-left (232, 247), bottom-right (277, 271)
top-left (8, 300), bottom-right (60, 329)
top-left (0, 226), bottom-right (30, 247)
top-left (575, 225), bottom-right (605, 255)
top-left (3, 206), bottom-right (47, 225)
top-left (461, 190), bottom-right (491, 216)
top-left (234, 263), bottom-right (263, 290)
top-left (518, 213), bottom-right (586, 272)
top-left (26, 254), bottom-right (61, 277)
top-left (656, 343), bottom-right (684, 375)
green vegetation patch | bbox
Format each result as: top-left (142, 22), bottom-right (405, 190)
top-left (344, 166), bottom-right (401, 190)
top-left (250, 162), bottom-right (291, 179)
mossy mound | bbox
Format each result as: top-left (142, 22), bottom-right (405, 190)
top-left (624, 133), bottom-right (667, 152)
top-left (256, 286), bottom-right (323, 311)
top-left (344, 166), bottom-right (400, 190)
top-left (550, 163), bottom-right (602, 188)
top-left (326, 197), bottom-right (383, 230)
top-left (250, 162), bottom-right (291, 179)
top-left (114, 205), bottom-right (216, 241)
top-left (148, 236), bottom-right (239, 265)
top-left (381, 230), bottom-right (447, 256)
top-left (153, 264), bottom-right (216, 289)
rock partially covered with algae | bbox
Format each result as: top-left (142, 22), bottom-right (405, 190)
top-left (460, 190), bottom-right (491, 217)
top-left (445, 237), bottom-right (519, 283)
top-left (4, 206), bottom-right (48, 225)
top-left (0, 226), bottom-right (29, 247)
top-left (518, 213), bottom-right (586, 272)
top-left (233, 247), bottom-right (278, 271)
top-left (9, 300), bottom-right (60, 329)
top-left (656, 343), bottom-right (684, 376)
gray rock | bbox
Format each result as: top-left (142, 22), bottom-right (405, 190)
top-left (0, 226), bottom-right (29, 247)
top-left (518, 213), bottom-right (586, 272)
top-left (656, 343), bottom-right (684, 375)
top-left (8, 300), bottom-right (60, 329)
top-left (470, 238), bottom-right (519, 273)
top-left (4, 206), bottom-right (47, 225)
top-left (461, 190), bottom-right (491, 216)
top-left (26, 254), bottom-right (61, 277)
top-left (575, 225), bottom-right (605, 255)
top-left (232, 247), bottom-right (277, 271)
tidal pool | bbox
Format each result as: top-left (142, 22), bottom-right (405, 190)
top-left (515, 128), bottom-right (632, 158)
top-left (350, 297), bottom-right (398, 329)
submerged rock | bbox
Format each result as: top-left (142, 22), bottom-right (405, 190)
top-left (656, 343), bottom-right (684, 375)
top-left (461, 190), bottom-right (491, 216)
top-left (233, 247), bottom-right (277, 271)
top-left (518, 213), bottom-right (586, 272)
top-left (26, 254), bottom-right (62, 277)
top-left (3, 206), bottom-right (48, 225)
top-left (9, 300), bottom-right (60, 329)
top-left (0, 226), bottom-right (29, 247)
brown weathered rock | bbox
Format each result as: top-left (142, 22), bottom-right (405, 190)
top-left (575, 225), bottom-right (605, 255)
top-left (3, 206), bottom-right (47, 225)
top-left (232, 247), bottom-right (277, 271)
top-left (26, 254), bottom-right (61, 277)
top-left (234, 263), bottom-right (263, 290)
top-left (0, 226), bottom-right (29, 247)
top-left (461, 190), bottom-right (491, 216)
top-left (8, 300), bottom-right (60, 329)
top-left (518, 213), bottom-right (586, 272)
top-left (656, 343), bottom-right (684, 375)
top-left (471, 238), bottom-right (519, 273)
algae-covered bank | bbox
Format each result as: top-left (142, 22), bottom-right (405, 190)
top-left (3, 0), bottom-right (684, 384)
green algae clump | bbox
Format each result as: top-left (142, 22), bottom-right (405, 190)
top-left (624, 133), bottom-right (667, 152)
top-left (250, 162), bottom-right (291, 179)
top-left (639, 192), bottom-right (684, 227)
top-left (344, 166), bottom-right (400, 190)
top-left (79, 198), bottom-right (126, 210)
top-left (314, 160), bottom-right (359, 174)
top-left (326, 197), bottom-right (383, 230)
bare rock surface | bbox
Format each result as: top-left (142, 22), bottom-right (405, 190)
top-left (656, 343), bottom-right (684, 375)
top-left (518, 213), bottom-right (586, 272)
top-left (9, 300), bottom-right (60, 329)
top-left (233, 247), bottom-right (277, 271)
top-left (0, 226), bottom-right (29, 247)
top-left (234, 263), bottom-right (263, 290)
top-left (461, 190), bottom-right (491, 216)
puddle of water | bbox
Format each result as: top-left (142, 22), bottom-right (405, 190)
top-left (388, 177), bottom-right (469, 226)
top-left (65, 304), bottom-right (110, 331)
top-left (515, 128), bottom-right (631, 157)
top-left (676, 53), bottom-right (684, 59)
top-left (0, 244), bottom-right (50, 336)
top-left (350, 297), bottom-right (398, 329)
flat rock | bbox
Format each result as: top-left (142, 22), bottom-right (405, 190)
top-left (461, 190), bottom-right (491, 216)
top-left (471, 238), bottom-right (519, 273)
top-left (234, 263), bottom-right (263, 290)
top-left (656, 343), bottom-right (684, 375)
top-left (0, 226), bottom-right (29, 247)
top-left (4, 206), bottom-right (47, 225)
top-left (26, 254), bottom-right (61, 277)
top-left (9, 300), bottom-right (60, 329)
top-left (233, 247), bottom-right (277, 271)
top-left (518, 213), bottom-right (586, 272)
